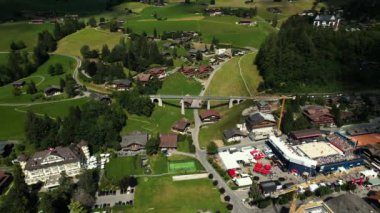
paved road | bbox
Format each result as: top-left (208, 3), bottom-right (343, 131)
top-left (190, 57), bottom-right (254, 213)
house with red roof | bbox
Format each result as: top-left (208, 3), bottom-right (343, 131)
top-left (199, 110), bottom-right (221, 123)
top-left (159, 134), bottom-right (178, 151)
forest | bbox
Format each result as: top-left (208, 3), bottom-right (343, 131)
top-left (255, 16), bottom-right (380, 92)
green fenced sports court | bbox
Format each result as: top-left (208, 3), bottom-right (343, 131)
top-left (168, 160), bottom-right (197, 173)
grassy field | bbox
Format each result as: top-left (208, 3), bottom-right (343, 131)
top-left (0, 55), bottom-right (76, 103)
top-left (158, 72), bottom-right (203, 95)
top-left (150, 154), bottom-right (169, 174)
top-left (177, 135), bottom-right (194, 153)
top-left (0, 98), bottom-right (88, 140)
top-left (104, 155), bottom-right (145, 181)
top-left (0, 54), bottom-right (7, 64)
top-left (122, 103), bottom-right (194, 135)
top-left (113, 175), bottom-right (227, 213)
top-left (0, 22), bottom-right (53, 51)
top-left (55, 28), bottom-right (123, 57)
top-left (198, 100), bottom-right (254, 148)
top-left (205, 54), bottom-right (261, 97)
top-left (125, 17), bottom-right (273, 48)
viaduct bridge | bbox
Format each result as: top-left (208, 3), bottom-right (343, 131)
top-left (148, 95), bottom-right (292, 115)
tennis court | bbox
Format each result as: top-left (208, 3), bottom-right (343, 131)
top-left (168, 160), bottom-right (197, 173)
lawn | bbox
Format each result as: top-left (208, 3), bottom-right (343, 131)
top-left (113, 175), bottom-right (227, 213)
top-left (55, 28), bottom-right (123, 57)
top-left (177, 135), bottom-right (194, 153)
top-left (0, 22), bottom-right (54, 51)
top-left (205, 53), bottom-right (262, 97)
top-left (0, 55), bottom-right (76, 103)
top-left (122, 103), bottom-right (194, 135)
top-left (104, 155), bottom-right (145, 182)
top-left (198, 100), bottom-right (254, 149)
top-left (0, 54), bottom-right (7, 64)
top-left (150, 154), bottom-right (169, 174)
top-left (158, 72), bottom-right (203, 95)
top-left (0, 98), bottom-right (88, 140)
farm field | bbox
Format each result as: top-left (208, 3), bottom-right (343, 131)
top-left (0, 22), bottom-right (54, 51)
top-left (198, 100), bottom-right (254, 149)
top-left (158, 72), bottom-right (203, 95)
top-left (0, 55), bottom-right (76, 103)
top-left (55, 28), bottom-right (123, 57)
top-left (0, 98), bottom-right (88, 140)
top-left (113, 175), bottom-right (227, 213)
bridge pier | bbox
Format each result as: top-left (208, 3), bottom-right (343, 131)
top-left (229, 99), bottom-right (234, 108)
top-left (207, 100), bottom-right (211, 110)
top-left (180, 99), bottom-right (185, 115)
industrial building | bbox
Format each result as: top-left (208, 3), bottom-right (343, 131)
top-left (267, 135), bottom-right (363, 176)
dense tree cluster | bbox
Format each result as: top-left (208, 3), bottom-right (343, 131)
top-left (0, 50), bottom-right (37, 86)
top-left (218, 7), bottom-right (257, 18)
top-left (25, 101), bottom-right (126, 153)
top-left (255, 16), bottom-right (380, 92)
top-left (115, 90), bottom-right (155, 116)
top-left (81, 60), bottom-right (126, 84)
top-left (10, 40), bottom-right (26, 50)
top-left (53, 18), bottom-right (85, 40)
top-left (323, 0), bottom-right (380, 21)
top-left (48, 63), bottom-right (64, 76)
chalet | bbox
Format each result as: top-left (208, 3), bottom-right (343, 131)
top-left (0, 171), bottom-right (12, 195)
top-left (302, 105), bottom-right (335, 126)
top-left (205, 8), bottom-right (222, 16)
top-left (181, 67), bottom-right (196, 76)
top-left (216, 48), bottom-right (232, 57)
top-left (290, 129), bottom-right (322, 140)
top-left (223, 128), bottom-right (245, 143)
top-left (148, 67), bottom-right (166, 79)
top-left (12, 80), bottom-right (25, 88)
top-left (257, 101), bottom-right (271, 112)
top-left (135, 73), bottom-right (152, 84)
top-left (119, 132), bottom-right (149, 155)
top-left (199, 110), bottom-right (221, 123)
top-left (197, 65), bottom-right (213, 77)
top-left (172, 118), bottom-right (190, 134)
top-left (89, 93), bottom-right (111, 104)
top-left (30, 19), bottom-right (45, 24)
top-left (19, 143), bottom-right (87, 187)
top-left (159, 134), bottom-right (178, 151)
top-left (313, 15), bottom-right (340, 29)
top-left (245, 112), bottom-right (276, 131)
top-left (44, 86), bottom-right (63, 97)
top-left (107, 79), bottom-right (132, 91)
top-left (236, 19), bottom-right (256, 26)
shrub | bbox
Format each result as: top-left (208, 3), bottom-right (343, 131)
top-left (219, 187), bottom-right (225, 194)
top-left (213, 180), bottom-right (218, 186)
top-left (208, 173), bottom-right (214, 179)
top-left (224, 195), bottom-right (231, 202)
top-left (226, 204), bottom-right (233, 211)
top-left (304, 190), bottom-right (313, 197)
top-left (258, 199), bottom-right (271, 209)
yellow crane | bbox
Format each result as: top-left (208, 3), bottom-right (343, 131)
top-left (277, 97), bottom-right (287, 130)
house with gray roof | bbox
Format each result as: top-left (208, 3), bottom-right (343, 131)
top-left (313, 14), bottom-right (340, 29)
top-left (223, 128), bottom-right (246, 143)
top-left (120, 132), bottom-right (149, 155)
top-left (245, 112), bottom-right (276, 131)
top-left (18, 143), bottom-right (86, 188)
top-left (325, 193), bottom-right (377, 213)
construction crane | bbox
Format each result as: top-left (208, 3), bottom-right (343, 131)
top-left (277, 96), bottom-right (287, 130)
top-left (289, 190), bottom-right (299, 213)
